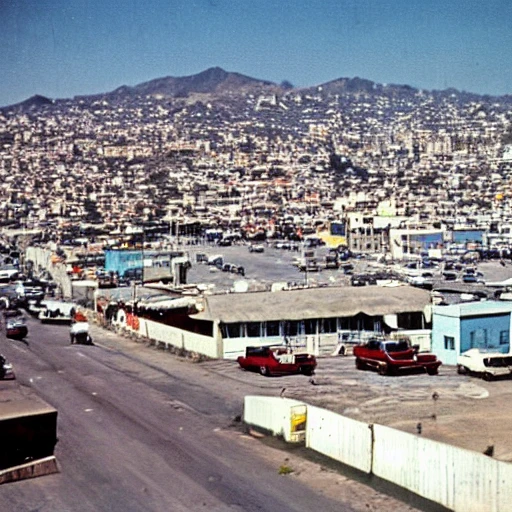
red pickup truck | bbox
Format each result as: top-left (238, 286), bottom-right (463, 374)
top-left (237, 346), bottom-right (317, 376)
top-left (353, 338), bottom-right (441, 376)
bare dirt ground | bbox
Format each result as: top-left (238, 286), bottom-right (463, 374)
top-left (200, 355), bottom-right (509, 512)
top-left (202, 355), bottom-right (512, 461)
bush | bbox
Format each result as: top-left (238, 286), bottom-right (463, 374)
top-left (278, 465), bottom-right (294, 475)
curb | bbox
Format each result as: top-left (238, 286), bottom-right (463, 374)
top-left (0, 456), bottom-right (59, 485)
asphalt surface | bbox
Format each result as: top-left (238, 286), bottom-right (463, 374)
top-left (183, 243), bottom-right (512, 296)
top-left (185, 243), bottom-right (353, 292)
top-left (0, 315), bottom-right (360, 512)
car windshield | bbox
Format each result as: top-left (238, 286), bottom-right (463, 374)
top-left (385, 341), bottom-right (410, 353)
top-left (246, 347), bottom-right (270, 357)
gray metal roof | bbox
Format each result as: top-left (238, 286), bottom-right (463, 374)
top-left (193, 285), bottom-right (431, 323)
top-left (0, 382), bottom-right (57, 421)
top-left (433, 300), bottom-right (512, 318)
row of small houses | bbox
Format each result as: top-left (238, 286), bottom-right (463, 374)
top-left (104, 284), bottom-right (512, 364)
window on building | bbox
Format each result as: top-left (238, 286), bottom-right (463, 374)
top-left (265, 321), bottom-right (280, 337)
top-left (285, 321), bottom-right (300, 336)
top-left (500, 330), bottom-right (510, 345)
top-left (304, 319), bottom-right (317, 335)
top-left (225, 323), bottom-right (242, 339)
top-left (322, 318), bottom-right (337, 333)
top-left (338, 317), bottom-right (350, 330)
top-left (444, 336), bottom-right (455, 350)
top-left (246, 322), bottom-right (261, 338)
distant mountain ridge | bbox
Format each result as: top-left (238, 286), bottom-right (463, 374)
top-left (4, 94), bottom-right (54, 111)
top-left (1, 67), bottom-right (507, 110)
top-left (111, 66), bottom-right (278, 98)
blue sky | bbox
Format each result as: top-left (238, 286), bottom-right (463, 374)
top-left (1, 0), bottom-right (512, 106)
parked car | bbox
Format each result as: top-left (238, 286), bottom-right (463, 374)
top-left (20, 280), bottom-right (45, 303)
top-left (123, 267), bottom-right (143, 283)
top-left (324, 251), bottom-right (339, 269)
top-left (297, 259), bottom-right (320, 272)
top-left (196, 252), bottom-right (208, 263)
top-left (443, 271), bottom-right (457, 281)
top-left (0, 354), bottom-right (15, 380)
top-left (207, 255), bottom-right (223, 268)
top-left (457, 349), bottom-right (512, 380)
top-left (70, 321), bottom-right (93, 345)
top-left (353, 338), bottom-right (442, 376)
top-left (4, 312), bottom-right (28, 340)
top-left (237, 345), bottom-right (317, 376)
top-left (248, 244), bottom-right (265, 253)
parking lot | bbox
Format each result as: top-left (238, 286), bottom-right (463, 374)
top-left (186, 242), bottom-right (362, 291)
top-left (184, 242), bottom-right (512, 294)
top-left (200, 352), bottom-right (512, 463)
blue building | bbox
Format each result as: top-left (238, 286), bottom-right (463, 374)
top-left (432, 302), bottom-right (512, 365)
top-left (104, 250), bottom-right (143, 278)
top-left (104, 249), bottom-right (190, 284)
top-left (452, 229), bottom-right (485, 244)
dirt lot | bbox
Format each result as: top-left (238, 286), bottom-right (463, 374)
top-left (202, 355), bottom-right (512, 462)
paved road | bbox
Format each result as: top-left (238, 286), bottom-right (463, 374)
top-left (0, 316), bottom-right (359, 512)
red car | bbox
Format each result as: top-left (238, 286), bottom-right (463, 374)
top-left (237, 346), bottom-right (317, 376)
top-left (353, 338), bottom-right (441, 376)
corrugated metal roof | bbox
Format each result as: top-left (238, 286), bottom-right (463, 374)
top-left (193, 285), bottom-right (431, 323)
top-left (137, 296), bottom-right (196, 311)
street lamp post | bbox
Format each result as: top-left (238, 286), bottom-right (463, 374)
top-left (141, 226), bottom-right (145, 285)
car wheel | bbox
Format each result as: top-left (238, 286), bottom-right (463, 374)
top-left (338, 345), bottom-right (347, 356)
top-left (378, 364), bottom-right (388, 376)
top-left (457, 365), bottom-right (466, 375)
top-left (483, 372), bottom-right (494, 381)
top-left (259, 366), bottom-right (270, 376)
top-left (387, 365), bottom-right (398, 376)
top-left (301, 367), bottom-right (314, 376)
top-left (426, 367), bottom-right (439, 376)
top-left (355, 358), bottom-right (365, 370)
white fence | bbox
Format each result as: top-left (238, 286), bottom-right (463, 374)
top-left (306, 405), bottom-right (372, 474)
top-left (243, 396), bottom-right (306, 443)
top-left (373, 424), bottom-right (512, 512)
top-left (243, 396), bottom-right (512, 512)
top-left (121, 316), bottom-right (220, 359)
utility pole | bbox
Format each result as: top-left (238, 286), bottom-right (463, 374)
top-left (141, 225), bottom-right (145, 286)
